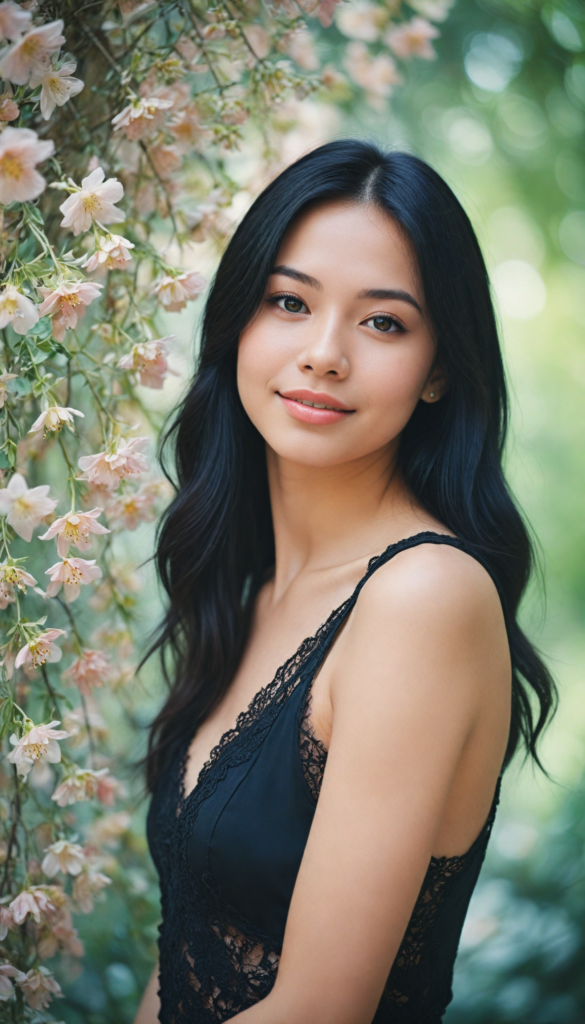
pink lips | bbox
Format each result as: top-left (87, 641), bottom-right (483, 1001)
top-left (277, 389), bottom-right (354, 425)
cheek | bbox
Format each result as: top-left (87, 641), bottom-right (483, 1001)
top-left (237, 321), bottom-right (281, 425)
top-left (359, 340), bottom-right (434, 425)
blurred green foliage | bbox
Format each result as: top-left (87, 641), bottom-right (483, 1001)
top-left (53, 1), bottom-right (585, 1021)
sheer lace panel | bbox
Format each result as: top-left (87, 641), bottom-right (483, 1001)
top-left (175, 875), bottom-right (281, 1021)
top-left (299, 689), bottom-right (328, 801)
top-left (298, 684), bottom-right (500, 1021)
top-left (153, 588), bottom-right (355, 1023)
top-left (148, 533), bottom-right (501, 1024)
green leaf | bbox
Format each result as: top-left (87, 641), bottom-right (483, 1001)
top-left (26, 344), bottom-right (50, 365)
top-left (23, 202), bottom-right (44, 225)
top-left (0, 697), bottom-right (14, 741)
top-left (26, 318), bottom-right (54, 342)
top-left (9, 377), bottom-right (32, 397)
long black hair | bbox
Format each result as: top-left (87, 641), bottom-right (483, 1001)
top-left (143, 139), bottom-right (556, 792)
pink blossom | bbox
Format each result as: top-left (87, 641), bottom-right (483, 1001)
top-left (0, 94), bottom-right (18, 120)
top-left (105, 487), bottom-right (157, 530)
top-left (28, 404), bottom-right (84, 437)
top-left (0, 1), bottom-right (32, 42)
top-left (40, 506), bottom-right (109, 557)
top-left (0, 907), bottom-right (16, 941)
top-left (0, 284), bottom-right (39, 335)
top-left (186, 187), bottom-right (231, 242)
top-left (336, 1), bottom-right (385, 41)
top-left (0, 126), bottom-right (54, 204)
top-left (112, 95), bottom-right (173, 140)
top-left (117, 335), bottom-right (176, 389)
top-left (0, 559), bottom-right (37, 609)
top-left (8, 718), bottom-right (69, 776)
top-left (18, 966), bottom-right (63, 1011)
top-left (152, 271), bottom-right (206, 312)
top-left (91, 623), bottom-right (134, 659)
top-left (72, 867), bottom-right (112, 913)
top-left (37, 901), bottom-right (84, 959)
top-left (42, 840), bottom-right (86, 877)
top-left (78, 435), bottom-right (149, 490)
top-left (385, 17), bottom-right (440, 60)
top-left (150, 143), bottom-right (182, 179)
top-left (59, 166), bottom-right (124, 235)
top-left (15, 629), bottom-right (67, 671)
top-left (0, 961), bottom-right (26, 1001)
top-left (30, 60), bottom-right (84, 120)
top-left (45, 556), bottom-right (102, 602)
top-left (62, 703), bottom-right (107, 745)
top-left (0, 472), bottom-right (58, 542)
top-left (409, 0), bottom-right (453, 21)
top-left (0, 20), bottom-right (64, 85)
top-left (0, 372), bottom-right (17, 408)
top-left (9, 886), bottom-right (57, 925)
top-left (38, 279), bottom-right (103, 342)
top-left (169, 106), bottom-right (210, 149)
top-left (344, 41), bottom-right (402, 98)
top-left (62, 648), bottom-right (112, 695)
top-left (82, 233), bottom-right (134, 272)
top-left (51, 766), bottom-right (110, 806)
top-left (97, 770), bottom-right (123, 805)
top-left (315, 0), bottom-right (341, 28)
top-left (87, 810), bottom-right (131, 847)
top-left (282, 27), bottom-right (319, 70)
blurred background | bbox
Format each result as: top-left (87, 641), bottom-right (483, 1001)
top-left (57, 0), bottom-right (585, 1021)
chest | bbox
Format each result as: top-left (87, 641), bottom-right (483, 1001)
top-left (181, 579), bottom-right (356, 800)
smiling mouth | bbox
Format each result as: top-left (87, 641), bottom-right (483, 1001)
top-left (290, 398), bottom-right (344, 410)
top-left (276, 391), bottom-right (355, 413)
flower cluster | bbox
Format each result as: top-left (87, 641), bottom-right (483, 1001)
top-left (0, 0), bottom-right (452, 1015)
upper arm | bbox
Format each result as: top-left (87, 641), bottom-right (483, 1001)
top-left (253, 545), bottom-right (509, 1024)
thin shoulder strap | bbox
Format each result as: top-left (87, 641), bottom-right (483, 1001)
top-left (353, 530), bottom-right (474, 600)
top-left (298, 531), bottom-right (497, 686)
top-left (309, 532), bottom-right (476, 659)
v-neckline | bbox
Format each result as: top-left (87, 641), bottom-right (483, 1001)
top-left (176, 530), bottom-right (460, 813)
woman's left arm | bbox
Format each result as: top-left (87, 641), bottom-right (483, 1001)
top-left (234, 544), bottom-right (510, 1024)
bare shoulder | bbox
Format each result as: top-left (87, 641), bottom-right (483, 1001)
top-left (332, 537), bottom-right (510, 710)
top-left (357, 538), bottom-right (503, 634)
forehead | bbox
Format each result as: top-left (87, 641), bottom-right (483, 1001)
top-left (274, 200), bottom-right (420, 294)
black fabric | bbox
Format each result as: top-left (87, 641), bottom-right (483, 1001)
top-left (147, 532), bottom-right (503, 1023)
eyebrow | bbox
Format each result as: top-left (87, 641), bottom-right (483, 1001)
top-left (270, 266), bottom-right (422, 314)
top-left (357, 288), bottom-right (422, 314)
top-left (271, 265), bottom-right (322, 289)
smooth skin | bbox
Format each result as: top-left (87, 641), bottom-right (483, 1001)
top-left (134, 201), bottom-right (511, 1024)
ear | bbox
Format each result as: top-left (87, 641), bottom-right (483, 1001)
top-left (420, 365), bottom-right (448, 404)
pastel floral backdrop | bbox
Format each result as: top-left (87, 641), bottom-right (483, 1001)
top-left (0, 0), bottom-right (456, 1020)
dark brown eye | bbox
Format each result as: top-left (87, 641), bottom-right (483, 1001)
top-left (369, 315), bottom-right (398, 333)
top-left (282, 296), bottom-right (304, 313)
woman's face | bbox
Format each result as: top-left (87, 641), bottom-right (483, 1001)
top-left (237, 200), bottom-right (443, 469)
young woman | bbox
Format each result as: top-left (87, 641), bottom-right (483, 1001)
top-left (135, 140), bottom-right (555, 1024)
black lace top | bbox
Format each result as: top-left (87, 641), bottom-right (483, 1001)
top-left (146, 533), bottom-right (503, 1023)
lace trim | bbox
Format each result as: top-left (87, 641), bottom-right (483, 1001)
top-left (151, 531), bottom-right (499, 1023)
top-left (176, 583), bottom-right (353, 816)
top-left (177, 532), bottom-right (463, 815)
top-left (299, 689), bottom-right (329, 801)
top-left (297, 688), bottom-right (502, 1015)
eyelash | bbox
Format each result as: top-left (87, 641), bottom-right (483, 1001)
top-left (266, 292), bottom-right (308, 313)
top-left (266, 292), bottom-right (406, 334)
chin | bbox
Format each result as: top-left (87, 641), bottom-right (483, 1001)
top-left (263, 430), bottom-right (383, 469)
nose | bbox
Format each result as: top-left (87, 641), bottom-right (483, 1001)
top-left (296, 312), bottom-right (349, 379)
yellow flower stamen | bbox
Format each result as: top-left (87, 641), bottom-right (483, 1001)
top-left (0, 154), bottom-right (23, 180)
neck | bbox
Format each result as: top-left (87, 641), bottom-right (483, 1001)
top-left (266, 441), bottom-right (420, 600)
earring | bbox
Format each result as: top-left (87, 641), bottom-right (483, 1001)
top-left (429, 391), bottom-right (435, 399)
